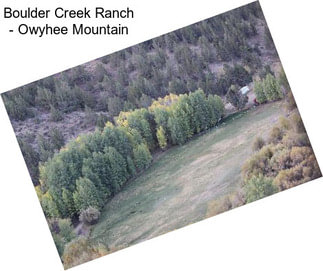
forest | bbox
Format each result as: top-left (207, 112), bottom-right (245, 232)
top-left (2, 1), bottom-right (271, 186)
top-left (2, 2), bottom-right (320, 269)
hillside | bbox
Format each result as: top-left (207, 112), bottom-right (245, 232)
top-left (89, 101), bottom-right (284, 250)
top-left (1, 1), bottom-right (279, 185)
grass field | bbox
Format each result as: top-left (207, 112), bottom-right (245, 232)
top-left (89, 101), bottom-right (285, 250)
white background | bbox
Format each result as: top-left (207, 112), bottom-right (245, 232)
top-left (0, 0), bottom-right (322, 270)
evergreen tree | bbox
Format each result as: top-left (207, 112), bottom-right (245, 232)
top-left (133, 143), bottom-right (152, 171)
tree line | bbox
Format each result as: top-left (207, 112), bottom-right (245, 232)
top-left (37, 89), bottom-right (224, 219)
top-left (1, 1), bottom-right (271, 188)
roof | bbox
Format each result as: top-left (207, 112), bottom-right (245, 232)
top-left (240, 86), bottom-right (250, 95)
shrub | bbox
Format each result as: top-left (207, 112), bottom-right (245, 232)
top-left (62, 237), bottom-right (107, 269)
top-left (291, 113), bottom-right (306, 133)
top-left (50, 105), bottom-right (63, 122)
top-left (243, 145), bottom-right (274, 179)
top-left (245, 175), bottom-right (278, 203)
top-left (282, 131), bottom-right (310, 148)
top-left (269, 126), bottom-right (284, 143)
top-left (79, 207), bottom-right (101, 225)
top-left (226, 84), bottom-right (248, 110)
top-left (252, 136), bottom-right (265, 151)
top-left (254, 80), bottom-right (266, 104)
top-left (58, 218), bottom-right (76, 243)
top-left (279, 117), bottom-right (291, 131)
top-left (286, 91), bottom-right (297, 111)
top-left (263, 74), bottom-right (283, 101)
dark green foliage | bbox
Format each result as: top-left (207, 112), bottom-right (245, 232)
top-left (107, 96), bottom-right (124, 116)
top-left (133, 143), bottom-right (152, 171)
top-left (263, 74), bottom-right (283, 101)
top-left (58, 218), bottom-right (76, 243)
top-left (9, 2), bottom-right (281, 224)
top-left (37, 134), bottom-right (54, 163)
top-left (18, 138), bottom-right (40, 184)
top-left (49, 127), bottom-right (65, 151)
top-left (73, 177), bottom-right (104, 212)
top-left (50, 105), bottom-right (63, 122)
top-left (226, 85), bottom-right (248, 110)
top-left (96, 114), bottom-right (108, 130)
top-left (214, 65), bottom-right (252, 96)
top-left (2, 94), bottom-right (34, 121)
top-left (189, 89), bottom-right (211, 133)
top-left (254, 80), bottom-right (266, 104)
top-left (94, 64), bottom-right (107, 83)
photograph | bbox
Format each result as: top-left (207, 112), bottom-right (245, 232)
top-left (1, 1), bottom-right (321, 269)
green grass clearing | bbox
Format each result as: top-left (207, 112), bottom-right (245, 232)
top-left (89, 101), bottom-right (285, 250)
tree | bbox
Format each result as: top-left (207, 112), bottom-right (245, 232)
top-left (73, 177), bottom-right (103, 213)
top-left (49, 127), bottom-right (65, 150)
top-left (58, 218), bottom-right (76, 243)
top-left (189, 89), bottom-right (210, 133)
top-left (156, 126), bottom-right (167, 150)
top-left (207, 94), bottom-right (224, 126)
top-left (226, 85), bottom-right (248, 110)
top-left (254, 80), bottom-right (266, 104)
top-left (264, 74), bottom-right (283, 101)
top-left (62, 188), bottom-right (76, 217)
top-left (50, 105), bottom-right (63, 122)
top-left (133, 143), bottom-right (152, 171)
top-left (18, 138), bottom-right (40, 184)
top-left (245, 175), bottom-right (278, 203)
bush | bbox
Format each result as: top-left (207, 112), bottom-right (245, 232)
top-left (62, 237), bottom-right (107, 269)
top-left (269, 126), bottom-right (284, 143)
top-left (50, 105), bottom-right (63, 122)
top-left (58, 218), bottom-right (76, 243)
top-left (245, 175), bottom-right (278, 203)
top-left (263, 74), bottom-right (283, 101)
top-left (254, 80), bottom-right (266, 104)
top-left (286, 91), bottom-right (297, 111)
top-left (252, 136), bottom-right (265, 151)
top-left (243, 145), bottom-right (274, 179)
top-left (226, 84), bottom-right (248, 110)
top-left (79, 207), bottom-right (101, 225)
top-left (279, 117), bottom-right (291, 131)
top-left (291, 113), bottom-right (306, 133)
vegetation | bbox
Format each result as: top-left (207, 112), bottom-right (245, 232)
top-left (62, 237), bottom-right (107, 269)
top-left (2, 2), bottom-right (319, 268)
top-left (2, 1), bottom-right (273, 190)
top-left (79, 207), bottom-right (101, 225)
top-left (242, 94), bottom-right (321, 202)
top-left (254, 73), bottom-right (283, 103)
top-left (37, 89), bottom-right (224, 220)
